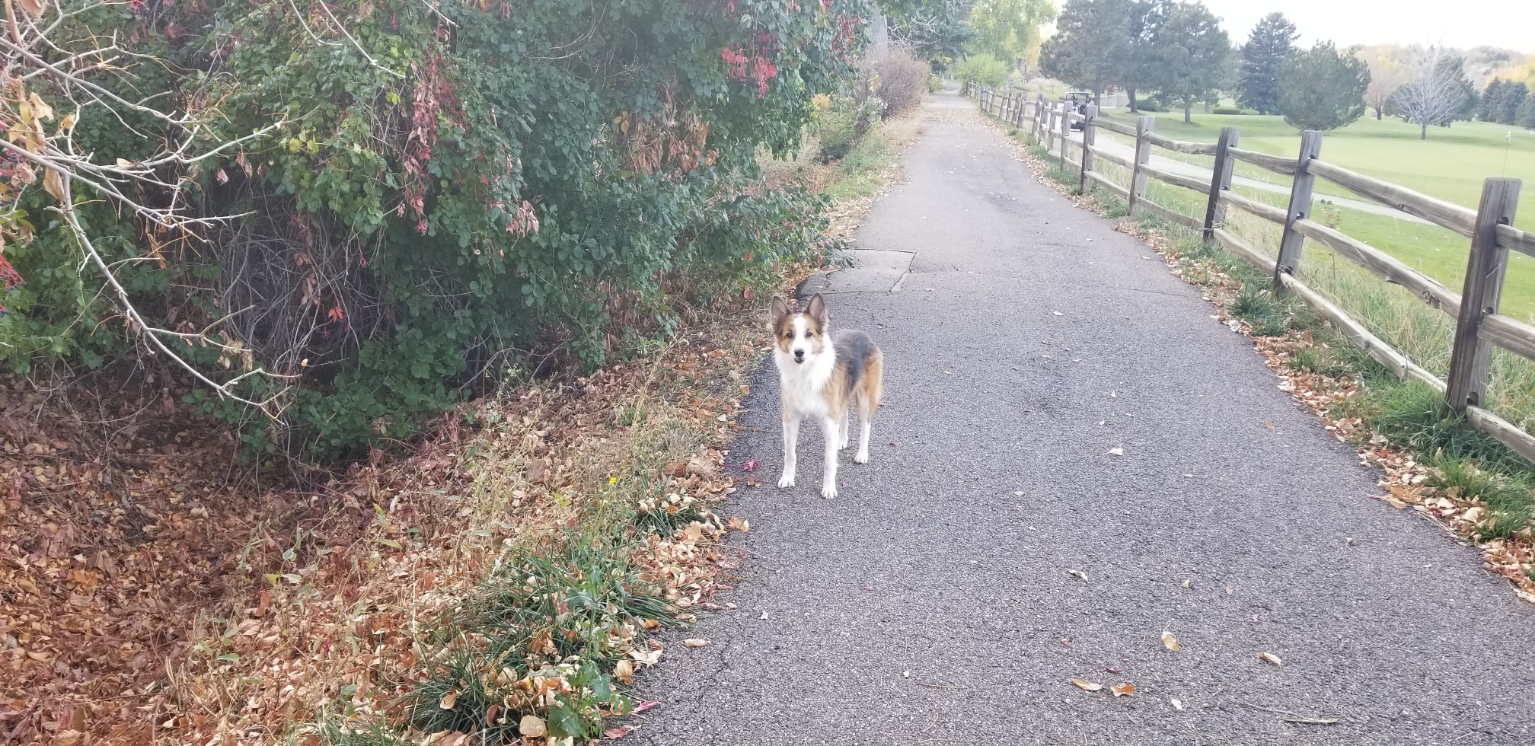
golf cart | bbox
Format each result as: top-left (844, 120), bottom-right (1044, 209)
top-left (1063, 91), bottom-right (1092, 130)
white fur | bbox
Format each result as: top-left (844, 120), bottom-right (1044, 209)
top-left (775, 316), bottom-right (843, 499)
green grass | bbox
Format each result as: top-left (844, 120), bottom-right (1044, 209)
top-left (1097, 111), bottom-right (1535, 229)
top-left (1095, 111), bottom-right (1535, 317)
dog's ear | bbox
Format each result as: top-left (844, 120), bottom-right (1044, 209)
top-left (805, 293), bottom-right (828, 327)
top-left (770, 297), bottom-right (790, 326)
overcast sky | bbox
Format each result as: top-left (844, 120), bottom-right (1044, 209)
top-left (1198, 0), bottom-right (1535, 52)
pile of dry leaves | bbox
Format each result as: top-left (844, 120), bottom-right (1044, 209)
top-left (0, 302), bottom-right (773, 744)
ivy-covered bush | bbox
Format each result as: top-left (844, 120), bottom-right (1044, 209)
top-left (0, 0), bottom-right (872, 459)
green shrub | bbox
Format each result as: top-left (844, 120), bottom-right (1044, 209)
top-left (4, 0), bottom-right (874, 460)
top-left (1213, 106), bottom-right (1244, 115)
top-left (952, 54), bottom-right (1010, 90)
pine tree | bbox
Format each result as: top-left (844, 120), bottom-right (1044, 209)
top-left (1498, 82), bottom-right (1528, 125)
top-left (1278, 42), bottom-right (1370, 131)
top-left (1519, 95), bottom-right (1535, 129)
top-left (1236, 12), bottom-right (1297, 115)
top-left (1479, 80), bottom-right (1504, 122)
top-left (1039, 0), bottom-right (1136, 100)
top-left (1143, 1), bottom-right (1231, 124)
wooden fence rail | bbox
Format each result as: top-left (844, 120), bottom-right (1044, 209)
top-left (966, 86), bottom-right (1535, 465)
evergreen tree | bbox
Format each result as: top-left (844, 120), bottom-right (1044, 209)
top-left (1278, 42), bottom-right (1370, 131)
top-left (1519, 95), bottom-right (1535, 129)
top-left (1236, 12), bottom-right (1297, 115)
top-left (1480, 79), bottom-right (1505, 122)
top-left (1498, 81), bottom-right (1528, 125)
top-left (1039, 0), bottom-right (1135, 100)
top-left (1143, 1), bottom-right (1231, 123)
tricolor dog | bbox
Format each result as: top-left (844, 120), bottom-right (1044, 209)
top-left (770, 293), bottom-right (883, 499)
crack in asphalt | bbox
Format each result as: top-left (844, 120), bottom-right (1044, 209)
top-left (629, 90), bottom-right (1535, 745)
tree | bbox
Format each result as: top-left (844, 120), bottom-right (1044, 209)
top-left (1039, 0), bottom-right (1136, 101)
top-left (1356, 46), bottom-right (1409, 119)
top-left (1236, 13), bottom-right (1297, 115)
top-left (1143, 1), bottom-right (1231, 123)
top-left (969, 0), bottom-right (1056, 70)
top-left (1496, 82), bottom-right (1529, 124)
top-left (1392, 48), bottom-right (1473, 139)
top-left (1277, 42), bottom-right (1370, 131)
top-left (886, 0), bottom-right (976, 66)
top-left (1518, 95), bottom-right (1535, 129)
top-left (1120, 0), bottom-right (1171, 113)
top-left (1480, 79), bottom-right (1506, 121)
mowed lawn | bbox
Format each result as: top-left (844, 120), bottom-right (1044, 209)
top-left (1097, 110), bottom-right (1535, 319)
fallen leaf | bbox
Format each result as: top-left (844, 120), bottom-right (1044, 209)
top-left (743, 460), bottom-right (760, 472)
top-left (1108, 446), bottom-right (1124, 456)
top-left (1111, 683), bottom-right (1135, 697)
top-left (1066, 569), bottom-right (1088, 581)
top-left (439, 690), bottom-right (458, 710)
top-left (1181, 579), bottom-right (1191, 589)
top-left (728, 517), bottom-right (750, 532)
top-left (519, 715), bottom-right (546, 737)
top-left (16, 0), bottom-right (44, 20)
top-left (632, 701), bottom-right (661, 714)
top-left (1069, 678), bottom-right (1103, 692)
top-left (604, 725), bottom-right (637, 739)
top-left (614, 659), bottom-right (634, 685)
top-left (683, 638), bottom-right (708, 647)
top-left (1161, 630), bottom-right (1180, 652)
top-left (1260, 652), bottom-right (1282, 666)
top-left (1104, 666), bottom-right (1122, 674)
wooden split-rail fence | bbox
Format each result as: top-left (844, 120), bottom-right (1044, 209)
top-left (968, 83), bottom-right (1535, 464)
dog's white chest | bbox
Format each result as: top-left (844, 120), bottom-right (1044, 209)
top-left (775, 348), bottom-right (836, 418)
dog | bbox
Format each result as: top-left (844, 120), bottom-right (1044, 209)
top-left (770, 293), bottom-right (883, 499)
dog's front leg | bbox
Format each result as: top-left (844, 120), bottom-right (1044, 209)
top-left (778, 412), bottom-right (801, 488)
top-left (820, 416), bottom-right (839, 499)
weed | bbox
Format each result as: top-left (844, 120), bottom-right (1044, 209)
top-left (1287, 347), bottom-right (1322, 373)
top-left (1426, 459), bottom-right (1535, 539)
top-left (1231, 285), bottom-right (1289, 337)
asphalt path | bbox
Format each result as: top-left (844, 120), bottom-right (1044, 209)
top-left (632, 88), bottom-right (1535, 745)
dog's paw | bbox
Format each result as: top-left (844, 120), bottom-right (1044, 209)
top-left (820, 483), bottom-right (837, 499)
top-left (853, 450), bottom-right (869, 464)
top-left (777, 473), bottom-right (795, 489)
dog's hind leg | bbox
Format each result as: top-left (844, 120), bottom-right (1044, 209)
top-left (853, 354), bottom-right (882, 464)
top-left (778, 412), bottom-right (800, 489)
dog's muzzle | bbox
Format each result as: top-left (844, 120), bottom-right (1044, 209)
top-left (793, 350), bottom-right (805, 363)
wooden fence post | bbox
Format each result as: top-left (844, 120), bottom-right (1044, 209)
top-left (1032, 96), bottom-right (1044, 144)
top-left (1202, 126), bottom-right (1240, 243)
top-left (1446, 178), bottom-right (1523, 411)
top-left (1078, 105), bottom-right (1097, 192)
top-left (1057, 102), bottom-right (1071, 168)
top-left (1128, 116), bottom-right (1154, 215)
top-left (1275, 130), bottom-right (1324, 283)
top-left (1046, 103), bottom-right (1057, 153)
